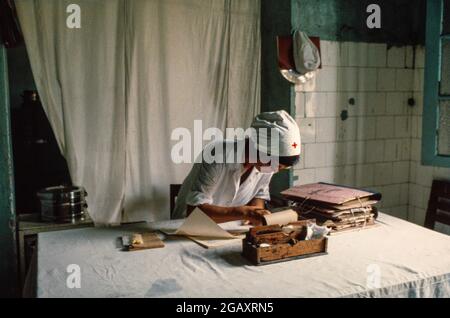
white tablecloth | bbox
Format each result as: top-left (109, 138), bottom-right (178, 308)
top-left (34, 213), bottom-right (450, 298)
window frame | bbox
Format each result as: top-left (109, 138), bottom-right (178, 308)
top-left (422, 0), bottom-right (450, 167)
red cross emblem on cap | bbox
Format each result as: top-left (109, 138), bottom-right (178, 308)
top-left (292, 142), bottom-right (298, 149)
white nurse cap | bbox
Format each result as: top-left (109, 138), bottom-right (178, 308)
top-left (250, 110), bottom-right (301, 157)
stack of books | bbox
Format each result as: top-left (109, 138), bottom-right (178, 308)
top-left (281, 183), bottom-right (381, 234)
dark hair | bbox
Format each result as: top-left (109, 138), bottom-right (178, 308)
top-left (256, 150), bottom-right (300, 167)
top-left (278, 155), bottom-right (300, 167)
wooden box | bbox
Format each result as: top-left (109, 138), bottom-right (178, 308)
top-left (242, 220), bottom-right (328, 265)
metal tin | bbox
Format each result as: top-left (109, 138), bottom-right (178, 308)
top-left (37, 186), bottom-right (88, 223)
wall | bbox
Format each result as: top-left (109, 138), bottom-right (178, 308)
top-left (261, 0), bottom-right (294, 197)
top-left (290, 0), bottom-right (449, 234)
top-left (293, 40), bottom-right (421, 221)
top-left (292, 0), bottom-right (426, 45)
top-left (293, 39), bottom-right (450, 234)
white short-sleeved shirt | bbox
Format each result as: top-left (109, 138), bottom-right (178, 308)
top-left (173, 140), bottom-right (273, 219)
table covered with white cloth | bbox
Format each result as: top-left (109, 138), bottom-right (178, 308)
top-left (33, 213), bottom-right (450, 298)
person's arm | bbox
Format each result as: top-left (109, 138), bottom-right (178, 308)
top-left (247, 198), bottom-right (266, 209)
top-left (187, 204), bottom-right (270, 225)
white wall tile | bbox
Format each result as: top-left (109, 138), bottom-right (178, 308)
top-left (412, 185), bottom-right (428, 209)
top-left (411, 185), bottom-right (423, 209)
top-left (297, 144), bottom-right (306, 169)
top-left (367, 43), bottom-right (387, 67)
top-left (305, 93), bottom-right (324, 118)
top-left (355, 141), bottom-right (367, 164)
top-left (410, 113), bottom-right (417, 138)
top-left (375, 116), bottom-right (395, 139)
top-left (396, 69), bottom-right (414, 91)
top-left (297, 117), bottom-right (315, 143)
top-left (366, 92), bottom-right (386, 115)
top-left (410, 138), bottom-right (421, 162)
top-left (387, 46), bottom-right (405, 68)
top-left (412, 207), bottom-right (426, 226)
top-left (339, 42), bottom-right (351, 66)
top-left (358, 68), bottom-right (377, 91)
top-left (409, 161), bottom-right (418, 184)
top-left (294, 169), bottom-right (315, 186)
top-left (315, 67), bottom-right (338, 92)
top-left (405, 46), bottom-right (414, 69)
top-left (414, 116), bottom-right (422, 139)
top-left (305, 92), bottom-right (340, 118)
top-left (415, 46), bottom-right (425, 68)
top-left (384, 139), bottom-right (401, 162)
top-left (421, 186), bottom-right (432, 209)
top-left (413, 68), bottom-right (424, 92)
top-left (394, 116), bottom-right (410, 138)
top-left (399, 184), bottom-right (409, 206)
top-left (386, 92), bottom-right (407, 115)
top-left (338, 67), bottom-right (358, 92)
top-left (355, 163), bottom-right (374, 187)
top-left (295, 92), bottom-right (306, 117)
top-left (324, 142), bottom-right (338, 167)
top-left (374, 162), bottom-right (394, 185)
top-left (336, 117), bottom-right (357, 141)
top-left (328, 92), bottom-right (345, 116)
top-left (409, 184), bottom-right (422, 208)
top-left (365, 140), bottom-right (385, 163)
top-left (412, 92), bottom-right (423, 116)
top-left (392, 161), bottom-right (410, 184)
top-left (316, 117), bottom-right (337, 142)
top-left (353, 92), bottom-right (368, 116)
top-left (377, 68), bottom-right (396, 91)
top-left (342, 165), bottom-right (356, 185)
top-left (345, 141), bottom-right (366, 165)
top-left (335, 142), bottom-right (347, 166)
top-left (304, 143), bottom-right (327, 168)
top-left (407, 206), bottom-right (415, 222)
top-left (341, 92), bottom-right (360, 118)
top-left (349, 42), bottom-right (369, 67)
top-left (400, 139), bottom-right (411, 161)
top-left (320, 40), bottom-right (340, 66)
top-left (415, 165), bottom-right (434, 187)
top-left (356, 116), bottom-right (376, 140)
top-left (394, 205), bottom-right (409, 219)
top-left (383, 184), bottom-right (400, 206)
top-left (315, 167), bottom-right (336, 183)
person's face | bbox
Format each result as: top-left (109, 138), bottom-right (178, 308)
top-left (255, 162), bottom-right (291, 174)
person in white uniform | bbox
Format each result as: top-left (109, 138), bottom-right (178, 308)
top-left (173, 110), bottom-right (301, 225)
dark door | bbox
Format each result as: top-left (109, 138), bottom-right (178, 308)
top-left (0, 45), bottom-right (18, 297)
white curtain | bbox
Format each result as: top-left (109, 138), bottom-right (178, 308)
top-left (16, 0), bottom-right (127, 225)
top-left (15, 0), bottom-right (260, 224)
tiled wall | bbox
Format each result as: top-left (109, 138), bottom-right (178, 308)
top-left (293, 40), bottom-right (448, 231)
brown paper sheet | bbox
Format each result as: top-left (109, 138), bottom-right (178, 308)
top-left (281, 183), bottom-right (381, 206)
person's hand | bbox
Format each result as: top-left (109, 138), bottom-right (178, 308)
top-left (234, 206), bottom-right (271, 226)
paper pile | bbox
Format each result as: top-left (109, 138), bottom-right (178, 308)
top-left (160, 208), bottom-right (248, 248)
top-left (281, 183), bottom-right (381, 234)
